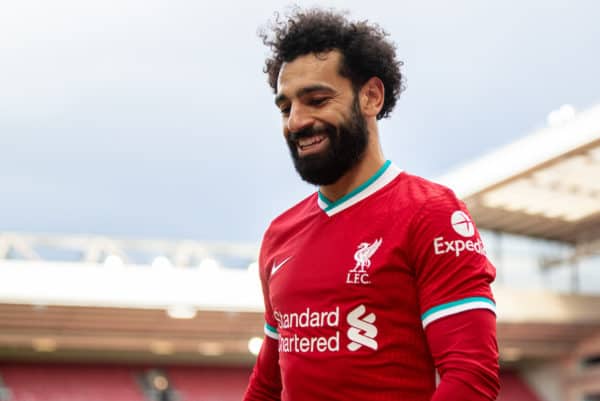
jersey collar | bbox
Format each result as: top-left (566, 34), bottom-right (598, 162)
top-left (317, 160), bottom-right (402, 217)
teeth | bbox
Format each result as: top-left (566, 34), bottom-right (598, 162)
top-left (298, 135), bottom-right (325, 149)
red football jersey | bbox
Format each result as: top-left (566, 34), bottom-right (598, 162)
top-left (258, 161), bottom-right (496, 401)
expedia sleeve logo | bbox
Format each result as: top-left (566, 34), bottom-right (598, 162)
top-left (450, 211), bottom-right (475, 237)
top-left (433, 210), bottom-right (486, 257)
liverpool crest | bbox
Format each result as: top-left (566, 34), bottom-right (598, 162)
top-left (346, 238), bottom-right (382, 285)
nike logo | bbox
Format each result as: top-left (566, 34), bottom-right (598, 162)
top-left (271, 256), bottom-right (292, 276)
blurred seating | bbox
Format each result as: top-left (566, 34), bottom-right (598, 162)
top-left (167, 366), bottom-right (251, 401)
top-left (2, 364), bottom-right (542, 401)
top-left (497, 370), bottom-right (543, 401)
top-left (0, 364), bottom-right (145, 401)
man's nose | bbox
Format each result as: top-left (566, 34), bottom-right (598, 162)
top-left (286, 104), bottom-right (314, 133)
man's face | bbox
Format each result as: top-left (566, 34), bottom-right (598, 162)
top-left (275, 51), bottom-right (369, 186)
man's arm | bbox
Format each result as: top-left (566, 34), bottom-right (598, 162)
top-left (243, 336), bottom-right (282, 401)
top-left (243, 230), bottom-right (282, 401)
top-left (406, 189), bottom-right (500, 400)
top-left (427, 310), bottom-right (500, 401)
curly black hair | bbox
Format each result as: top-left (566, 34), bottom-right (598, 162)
top-left (260, 8), bottom-right (404, 120)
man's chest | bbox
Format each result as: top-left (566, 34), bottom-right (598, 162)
top-left (266, 213), bottom-right (414, 314)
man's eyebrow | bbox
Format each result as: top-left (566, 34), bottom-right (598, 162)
top-left (275, 84), bottom-right (336, 107)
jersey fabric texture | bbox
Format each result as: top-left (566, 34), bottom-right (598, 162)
top-left (253, 161), bottom-right (496, 401)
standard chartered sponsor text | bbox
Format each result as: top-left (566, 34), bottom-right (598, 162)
top-left (278, 332), bottom-right (340, 353)
top-left (275, 307), bottom-right (340, 353)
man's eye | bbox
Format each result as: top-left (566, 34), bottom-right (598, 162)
top-left (309, 98), bottom-right (328, 106)
top-left (280, 107), bottom-right (291, 115)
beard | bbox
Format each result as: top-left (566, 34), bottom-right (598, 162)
top-left (286, 97), bottom-right (368, 186)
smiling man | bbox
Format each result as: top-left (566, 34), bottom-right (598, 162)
top-left (243, 8), bottom-right (499, 401)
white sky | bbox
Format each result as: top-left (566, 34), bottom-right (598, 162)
top-left (1, 0), bottom-right (599, 241)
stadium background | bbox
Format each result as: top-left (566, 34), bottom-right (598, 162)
top-left (1, 1), bottom-right (599, 400)
top-left (1, 107), bottom-right (599, 400)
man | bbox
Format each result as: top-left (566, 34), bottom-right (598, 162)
top-left (244, 8), bottom-right (499, 401)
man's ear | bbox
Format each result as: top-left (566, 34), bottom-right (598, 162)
top-left (359, 77), bottom-right (385, 118)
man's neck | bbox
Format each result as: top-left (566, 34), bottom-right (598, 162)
top-left (319, 151), bottom-right (386, 203)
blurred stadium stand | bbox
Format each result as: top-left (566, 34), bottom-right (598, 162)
top-left (497, 370), bottom-right (544, 401)
top-left (167, 366), bottom-right (253, 401)
top-left (439, 104), bottom-right (600, 400)
top-left (0, 104), bottom-right (599, 400)
top-left (0, 364), bottom-right (145, 401)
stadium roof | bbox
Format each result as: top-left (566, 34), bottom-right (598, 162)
top-left (438, 104), bottom-right (600, 251)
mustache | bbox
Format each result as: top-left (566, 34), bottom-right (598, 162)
top-left (288, 124), bottom-right (336, 143)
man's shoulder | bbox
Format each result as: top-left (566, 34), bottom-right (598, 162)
top-left (390, 171), bottom-right (457, 207)
top-left (397, 173), bottom-right (474, 233)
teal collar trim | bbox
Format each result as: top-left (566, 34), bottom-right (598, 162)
top-left (317, 191), bottom-right (333, 207)
top-left (317, 160), bottom-right (402, 217)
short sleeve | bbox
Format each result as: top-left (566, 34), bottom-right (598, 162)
top-left (408, 189), bottom-right (496, 329)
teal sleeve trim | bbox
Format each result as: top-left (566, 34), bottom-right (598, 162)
top-left (264, 323), bottom-right (279, 340)
top-left (265, 323), bottom-right (278, 334)
top-left (421, 297), bottom-right (496, 329)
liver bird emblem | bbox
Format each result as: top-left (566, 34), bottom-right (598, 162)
top-left (352, 238), bottom-right (383, 272)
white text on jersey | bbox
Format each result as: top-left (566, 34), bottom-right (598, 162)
top-left (433, 236), bottom-right (486, 257)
